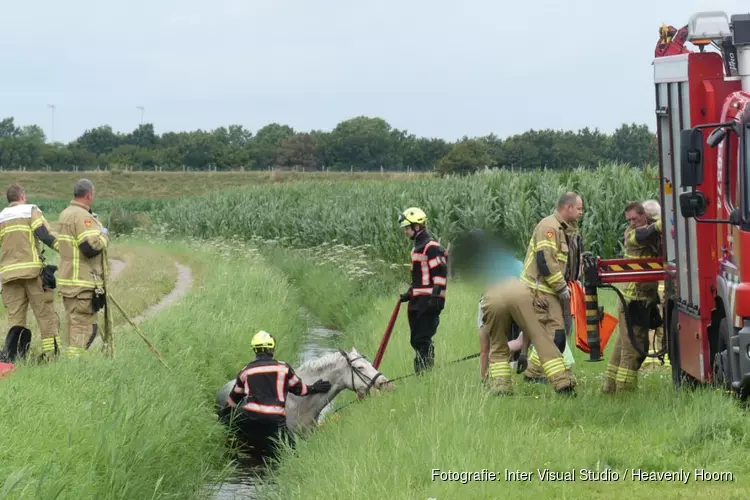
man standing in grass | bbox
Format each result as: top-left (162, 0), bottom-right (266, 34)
top-left (398, 207), bottom-right (448, 375)
top-left (603, 201), bottom-right (662, 393)
top-left (519, 192), bottom-right (584, 383)
top-left (0, 184), bottom-right (61, 362)
top-left (56, 179), bottom-right (110, 359)
top-left (479, 278), bottom-right (575, 395)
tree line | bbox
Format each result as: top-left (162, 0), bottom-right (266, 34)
top-left (0, 116), bottom-right (656, 174)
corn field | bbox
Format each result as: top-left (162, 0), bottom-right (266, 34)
top-left (152, 163), bottom-right (659, 264)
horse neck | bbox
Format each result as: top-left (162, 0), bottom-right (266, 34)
top-left (288, 356), bottom-right (351, 428)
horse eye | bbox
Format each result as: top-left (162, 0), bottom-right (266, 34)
top-left (357, 366), bottom-right (365, 372)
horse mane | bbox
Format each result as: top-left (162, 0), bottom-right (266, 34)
top-left (296, 349), bottom-right (349, 374)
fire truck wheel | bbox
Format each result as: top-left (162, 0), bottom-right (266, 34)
top-left (713, 318), bottom-right (732, 391)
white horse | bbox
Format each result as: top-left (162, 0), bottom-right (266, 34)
top-left (216, 347), bottom-right (392, 434)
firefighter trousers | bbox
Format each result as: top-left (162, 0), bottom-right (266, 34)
top-left (521, 290), bottom-right (572, 384)
top-left (408, 299), bottom-right (441, 374)
top-left (482, 285), bottom-right (574, 393)
top-left (603, 299), bottom-right (651, 393)
top-left (1, 277), bottom-right (60, 354)
top-left (62, 290), bottom-right (98, 359)
top-left (224, 408), bottom-right (294, 459)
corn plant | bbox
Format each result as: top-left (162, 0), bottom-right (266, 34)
top-left (153, 163), bottom-right (658, 264)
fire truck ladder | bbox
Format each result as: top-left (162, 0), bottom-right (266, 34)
top-left (581, 253), bottom-right (668, 362)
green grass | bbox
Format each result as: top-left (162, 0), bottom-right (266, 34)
top-left (0, 236), bottom-right (311, 499)
top-left (0, 243), bottom-right (178, 356)
top-left (255, 252), bottom-right (749, 500)
top-left (0, 170), bottom-right (428, 199)
top-left (153, 163), bottom-right (658, 263)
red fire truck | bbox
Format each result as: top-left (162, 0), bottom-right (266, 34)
top-left (583, 11), bottom-right (750, 398)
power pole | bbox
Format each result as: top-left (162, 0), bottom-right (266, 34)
top-left (136, 106), bottom-right (144, 125)
top-left (47, 104), bottom-right (56, 143)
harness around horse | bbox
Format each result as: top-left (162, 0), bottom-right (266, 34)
top-left (338, 348), bottom-right (386, 396)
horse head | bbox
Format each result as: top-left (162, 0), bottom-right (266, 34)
top-left (336, 347), bottom-right (394, 398)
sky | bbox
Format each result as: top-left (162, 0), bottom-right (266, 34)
top-left (1, 0), bottom-right (747, 144)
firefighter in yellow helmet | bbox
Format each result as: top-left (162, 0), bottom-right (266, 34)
top-left (479, 277), bottom-right (575, 395)
top-left (518, 192), bottom-right (584, 383)
top-left (56, 179), bottom-right (110, 359)
top-left (398, 207), bottom-right (448, 374)
top-left (221, 330), bottom-right (332, 458)
top-left (0, 184), bottom-right (61, 362)
top-left (603, 201), bottom-right (663, 393)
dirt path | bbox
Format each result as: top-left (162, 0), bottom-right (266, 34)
top-left (131, 263), bottom-right (193, 323)
top-left (88, 259), bottom-right (193, 351)
top-left (107, 258), bottom-right (193, 323)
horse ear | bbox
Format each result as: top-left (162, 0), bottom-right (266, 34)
top-left (351, 346), bottom-right (359, 355)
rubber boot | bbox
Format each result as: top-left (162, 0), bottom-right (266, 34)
top-left (3, 326), bottom-right (31, 362)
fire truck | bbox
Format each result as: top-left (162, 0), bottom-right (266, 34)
top-left (582, 11), bottom-right (750, 398)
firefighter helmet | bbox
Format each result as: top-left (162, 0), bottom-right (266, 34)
top-left (251, 330), bottom-right (276, 352)
top-left (398, 207), bottom-right (427, 228)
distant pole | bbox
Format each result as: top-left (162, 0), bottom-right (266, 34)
top-left (47, 104), bottom-right (56, 143)
top-left (136, 106), bottom-right (144, 125)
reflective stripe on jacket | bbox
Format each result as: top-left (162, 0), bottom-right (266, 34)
top-left (0, 202), bottom-right (58, 284)
top-left (227, 357), bottom-right (310, 423)
top-left (57, 201), bottom-right (109, 297)
top-left (520, 212), bottom-right (569, 295)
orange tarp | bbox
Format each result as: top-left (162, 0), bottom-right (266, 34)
top-left (569, 280), bottom-right (618, 354)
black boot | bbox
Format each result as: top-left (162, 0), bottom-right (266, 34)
top-left (556, 385), bottom-right (577, 397)
top-left (3, 326), bottom-right (31, 362)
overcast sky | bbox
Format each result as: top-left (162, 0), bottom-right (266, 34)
top-left (1, 0), bottom-right (746, 143)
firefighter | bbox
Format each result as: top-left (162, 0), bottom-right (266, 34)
top-left (479, 278), bottom-right (575, 395)
top-left (519, 192), bottom-right (584, 383)
top-left (397, 207), bottom-right (448, 375)
top-left (0, 184), bottom-right (61, 362)
top-left (220, 330), bottom-right (332, 458)
top-left (603, 202), bottom-right (663, 393)
top-left (56, 179), bottom-right (110, 359)
top-left (641, 199), bottom-right (669, 369)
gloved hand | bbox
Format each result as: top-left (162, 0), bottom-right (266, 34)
top-left (516, 353), bottom-right (528, 374)
top-left (557, 286), bottom-right (570, 302)
top-left (399, 290), bottom-right (411, 303)
top-left (101, 227), bottom-right (109, 238)
top-left (310, 379), bottom-right (332, 393)
top-left (41, 265), bottom-right (57, 290)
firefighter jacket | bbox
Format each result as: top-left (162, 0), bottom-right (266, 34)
top-left (56, 201), bottom-right (109, 298)
top-left (226, 356), bottom-right (311, 424)
top-left (521, 211), bottom-right (579, 295)
top-left (622, 219), bottom-right (662, 302)
top-left (0, 202), bottom-right (58, 285)
top-left (409, 230), bottom-right (448, 300)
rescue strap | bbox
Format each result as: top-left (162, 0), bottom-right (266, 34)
top-left (331, 352), bottom-right (480, 415)
top-left (598, 283), bottom-right (668, 361)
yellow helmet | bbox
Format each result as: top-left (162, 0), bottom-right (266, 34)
top-left (251, 330), bottom-right (276, 352)
top-left (398, 207), bottom-right (427, 228)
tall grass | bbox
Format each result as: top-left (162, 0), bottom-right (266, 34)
top-left (153, 164), bottom-right (658, 263)
top-left (258, 253), bottom-right (750, 500)
top-left (0, 236), bottom-right (310, 499)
